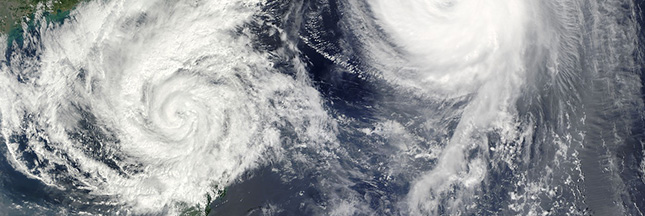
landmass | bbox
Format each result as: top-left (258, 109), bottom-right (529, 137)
top-left (0, 0), bottom-right (83, 33)
top-left (0, 0), bottom-right (83, 46)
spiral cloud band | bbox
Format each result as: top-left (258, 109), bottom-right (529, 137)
top-left (0, 0), bottom-right (334, 214)
top-left (0, 0), bottom-right (643, 215)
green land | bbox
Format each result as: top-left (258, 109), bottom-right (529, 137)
top-left (0, 0), bottom-right (83, 45)
top-left (0, 0), bottom-right (83, 33)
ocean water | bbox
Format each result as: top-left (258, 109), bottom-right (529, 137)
top-left (0, 0), bottom-right (643, 215)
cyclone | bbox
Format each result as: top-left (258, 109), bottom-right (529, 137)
top-left (1, 0), bottom-right (644, 215)
top-left (369, 0), bottom-right (536, 214)
top-left (0, 0), bottom-right (335, 214)
top-left (298, 0), bottom-right (644, 214)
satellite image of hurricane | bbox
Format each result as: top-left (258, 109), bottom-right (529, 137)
top-left (0, 0), bottom-right (644, 215)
